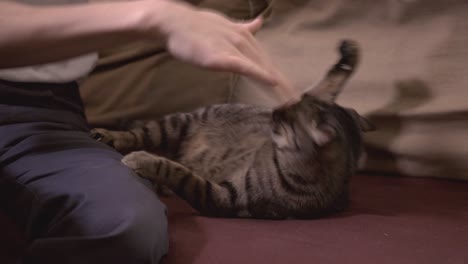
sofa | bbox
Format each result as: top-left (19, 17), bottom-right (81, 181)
top-left (2, 0), bottom-right (468, 263)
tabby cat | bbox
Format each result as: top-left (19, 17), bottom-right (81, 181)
top-left (91, 40), bottom-right (374, 219)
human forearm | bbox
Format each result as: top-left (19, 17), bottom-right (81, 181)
top-left (0, 0), bottom-right (298, 102)
top-left (0, 0), bottom-right (157, 68)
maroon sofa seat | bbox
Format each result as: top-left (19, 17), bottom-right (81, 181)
top-left (161, 175), bottom-right (468, 264)
top-left (1, 174), bottom-right (467, 264)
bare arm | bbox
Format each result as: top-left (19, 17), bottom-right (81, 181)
top-left (0, 1), bottom-right (148, 68)
top-left (0, 0), bottom-right (297, 101)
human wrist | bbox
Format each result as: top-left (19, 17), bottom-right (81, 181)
top-left (134, 0), bottom-right (194, 41)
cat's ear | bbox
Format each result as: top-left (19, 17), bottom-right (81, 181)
top-left (306, 40), bottom-right (359, 103)
top-left (310, 124), bottom-right (336, 146)
top-left (346, 108), bottom-right (376, 132)
top-left (357, 116), bottom-right (376, 132)
top-left (299, 114), bottom-right (336, 146)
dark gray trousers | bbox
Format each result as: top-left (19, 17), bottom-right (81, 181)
top-left (0, 80), bottom-right (168, 264)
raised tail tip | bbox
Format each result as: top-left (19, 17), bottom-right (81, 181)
top-left (338, 39), bottom-right (360, 69)
top-left (339, 39), bottom-right (359, 57)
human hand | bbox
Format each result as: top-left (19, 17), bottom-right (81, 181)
top-left (139, 0), bottom-right (298, 102)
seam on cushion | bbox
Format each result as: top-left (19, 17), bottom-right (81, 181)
top-left (226, 73), bottom-right (239, 103)
top-left (227, 0), bottom-right (276, 104)
top-left (257, 0), bottom-right (275, 21)
top-left (247, 0), bottom-right (275, 20)
top-left (248, 0), bottom-right (255, 18)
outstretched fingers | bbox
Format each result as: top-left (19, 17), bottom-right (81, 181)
top-left (212, 52), bottom-right (278, 86)
top-left (242, 16), bottom-right (264, 34)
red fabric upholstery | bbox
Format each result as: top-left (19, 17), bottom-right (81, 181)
top-left (161, 175), bottom-right (468, 264)
top-left (1, 175), bottom-right (467, 263)
top-left (0, 209), bottom-right (24, 263)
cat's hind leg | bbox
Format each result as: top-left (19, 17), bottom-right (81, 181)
top-left (122, 151), bottom-right (245, 218)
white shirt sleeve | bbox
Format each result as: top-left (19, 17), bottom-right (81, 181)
top-left (0, 0), bottom-right (98, 83)
top-left (0, 53), bottom-right (98, 83)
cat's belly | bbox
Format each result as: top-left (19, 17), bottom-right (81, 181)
top-left (174, 110), bottom-right (272, 182)
top-left (177, 132), bottom-right (264, 182)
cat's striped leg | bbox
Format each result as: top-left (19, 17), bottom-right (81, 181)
top-left (90, 127), bottom-right (146, 154)
top-left (90, 113), bottom-right (192, 155)
top-left (122, 151), bottom-right (243, 217)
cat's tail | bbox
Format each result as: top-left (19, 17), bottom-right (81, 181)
top-left (337, 39), bottom-right (359, 71)
top-left (307, 39), bottom-right (360, 103)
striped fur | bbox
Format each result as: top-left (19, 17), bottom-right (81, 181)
top-left (91, 40), bottom-right (373, 219)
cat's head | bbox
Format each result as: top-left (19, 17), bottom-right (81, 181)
top-left (271, 40), bottom-right (374, 154)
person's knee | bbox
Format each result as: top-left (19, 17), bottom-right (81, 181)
top-left (42, 177), bottom-right (169, 263)
top-left (10, 138), bottom-right (169, 263)
top-left (107, 196), bottom-right (169, 263)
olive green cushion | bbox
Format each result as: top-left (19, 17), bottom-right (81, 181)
top-left (81, 0), bottom-right (468, 180)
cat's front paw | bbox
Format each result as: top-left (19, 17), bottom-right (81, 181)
top-left (122, 151), bottom-right (160, 179)
top-left (90, 128), bottom-right (116, 148)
